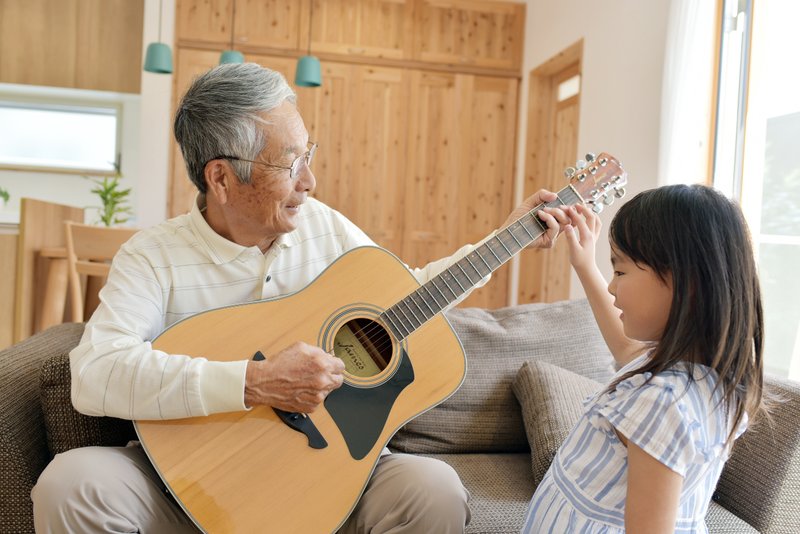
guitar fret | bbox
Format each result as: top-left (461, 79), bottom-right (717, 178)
top-left (530, 211), bottom-right (547, 233)
top-left (401, 299), bottom-right (422, 327)
top-left (450, 268), bottom-right (467, 292)
top-left (486, 241), bottom-right (502, 263)
top-left (415, 289), bottom-right (436, 316)
top-left (409, 293), bottom-right (430, 321)
top-left (396, 302), bottom-right (416, 329)
top-left (439, 273), bottom-right (459, 299)
top-left (456, 262), bottom-right (474, 285)
top-left (387, 308), bottom-right (410, 338)
top-left (465, 255), bottom-right (484, 279)
top-left (520, 222), bottom-right (534, 239)
top-left (475, 249), bottom-right (492, 271)
top-left (431, 278), bottom-right (449, 302)
top-left (508, 227), bottom-right (523, 247)
top-left (422, 284), bottom-right (443, 313)
top-left (497, 237), bottom-right (512, 255)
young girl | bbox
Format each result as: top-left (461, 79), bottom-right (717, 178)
top-left (524, 184), bottom-right (765, 533)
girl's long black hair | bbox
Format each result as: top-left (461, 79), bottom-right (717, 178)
top-left (606, 184), bottom-right (764, 443)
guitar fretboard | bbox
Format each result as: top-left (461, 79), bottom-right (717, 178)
top-left (381, 185), bottom-right (582, 340)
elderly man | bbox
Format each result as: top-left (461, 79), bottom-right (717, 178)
top-left (32, 63), bottom-right (567, 533)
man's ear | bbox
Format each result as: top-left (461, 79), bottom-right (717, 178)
top-left (204, 160), bottom-right (232, 205)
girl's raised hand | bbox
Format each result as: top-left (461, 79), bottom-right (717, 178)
top-left (564, 203), bottom-right (602, 275)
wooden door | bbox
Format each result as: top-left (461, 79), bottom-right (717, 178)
top-left (303, 62), bottom-right (409, 255)
top-left (518, 41), bottom-right (582, 304)
top-left (311, 0), bottom-right (414, 60)
top-left (175, 0), bottom-right (233, 44)
top-left (413, 0), bottom-right (524, 70)
top-left (405, 70), bottom-right (517, 308)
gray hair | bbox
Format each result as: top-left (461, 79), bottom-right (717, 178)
top-left (173, 63), bottom-right (297, 193)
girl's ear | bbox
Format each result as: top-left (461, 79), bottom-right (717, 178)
top-left (204, 160), bottom-right (231, 205)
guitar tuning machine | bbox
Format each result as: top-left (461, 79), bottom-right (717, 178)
top-left (563, 166), bottom-right (576, 179)
top-left (585, 153), bottom-right (596, 163)
top-left (615, 187), bottom-right (626, 198)
top-left (591, 202), bottom-right (604, 214)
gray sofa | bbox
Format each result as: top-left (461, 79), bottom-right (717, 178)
top-left (1, 299), bottom-right (798, 533)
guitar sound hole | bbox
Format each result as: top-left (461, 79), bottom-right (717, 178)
top-left (333, 318), bottom-right (393, 378)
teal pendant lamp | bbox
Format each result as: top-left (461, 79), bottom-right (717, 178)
top-left (219, 0), bottom-right (245, 65)
top-left (143, 0), bottom-right (173, 74)
top-left (295, 1), bottom-right (321, 87)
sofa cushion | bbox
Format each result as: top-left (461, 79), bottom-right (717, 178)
top-left (389, 299), bottom-right (615, 454)
top-left (512, 360), bottom-right (602, 486)
top-left (39, 352), bottom-right (136, 456)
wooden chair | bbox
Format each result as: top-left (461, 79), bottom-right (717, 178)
top-left (64, 222), bottom-right (138, 322)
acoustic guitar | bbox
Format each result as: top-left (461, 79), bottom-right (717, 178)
top-left (135, 152), bottom-right (627, 533)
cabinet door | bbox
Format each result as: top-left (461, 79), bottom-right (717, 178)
top-left (414, 0), bottom-right (524, 70)
top-left (304, 62), bottom-right (409, 255)
top-left (311, 0), bottom-right (414, 60)
top-left (404, 70), bottom-right (517, 308)
top-left (234, 0), bottom-right (305, 50)
top-left (168, 49), bottom-right (221, 218)
top-left (176, 0), bottom-right (233, 44)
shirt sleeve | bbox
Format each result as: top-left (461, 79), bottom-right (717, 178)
top-left (596, 374), bottom-right (703, 477)
top-left (69, 243), bottom-right (248, 421)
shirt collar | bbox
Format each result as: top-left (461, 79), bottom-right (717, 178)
top-left (189, 195), bottom-right (298, 264)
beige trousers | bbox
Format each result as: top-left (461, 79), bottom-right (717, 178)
top-left (32, 444), bottom-right (470, 533)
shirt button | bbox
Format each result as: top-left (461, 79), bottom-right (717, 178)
top-left (265, 275), bottom-right (272, 283)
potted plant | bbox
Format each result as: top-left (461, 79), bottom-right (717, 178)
top-left (87, 164), bottom-right (132, 226)
top-left (0, 186), bottom-right (9, 211)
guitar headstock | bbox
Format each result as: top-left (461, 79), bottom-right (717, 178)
top-left (565, 152), bottom-right (627, 213)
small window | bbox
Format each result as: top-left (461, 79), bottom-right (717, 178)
top-left (0, 101), bottom-right (119, 174)
top-left (557, 74), bottom-right (581, 102)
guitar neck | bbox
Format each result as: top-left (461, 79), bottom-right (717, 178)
top-left (381, 184), bottom-right (582, 340)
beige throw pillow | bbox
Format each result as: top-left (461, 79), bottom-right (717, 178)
top-left (512, 360), bottom-right (603, 486)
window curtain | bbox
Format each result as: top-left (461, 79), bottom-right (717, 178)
top-left (658, 0), bottom-right (717, 186)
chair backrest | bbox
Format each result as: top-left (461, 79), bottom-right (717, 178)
top-left (13, 198), bottom-right (84, 343)
top-left (64, 222), bottom-right (138, 321)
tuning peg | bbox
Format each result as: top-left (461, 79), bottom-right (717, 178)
top-left (603, 194), bottom-right (614, 205)
top-left (585, 152), bottom-right (596, 163)
top-left (576, 159), bottom-right (587, 170)
top-left (615, 187), bottom-right (626, 198)
top-left (590, 202), bottom-right (604, 214)
top-left (563, 166), bottom-right (576, 178)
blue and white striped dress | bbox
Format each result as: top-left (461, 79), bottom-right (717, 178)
top-left (522, 355), bottom-right (747, 533)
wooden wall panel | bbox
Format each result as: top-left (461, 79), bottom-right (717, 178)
top-left (0, 231), bottom-right (18, 350)
top-left (176, 0), bottom-right (233, 45)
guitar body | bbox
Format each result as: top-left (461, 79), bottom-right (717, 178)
top-left (135, 246), bottom-right (466, 533)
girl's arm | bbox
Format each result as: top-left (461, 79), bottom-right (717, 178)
top-left (624, 437), bottom-right (684, 533)
top-left (563, 204), bottom-right (645, 366)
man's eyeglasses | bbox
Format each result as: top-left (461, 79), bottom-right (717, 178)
top-left (212, 142), bottom-right (317, 181)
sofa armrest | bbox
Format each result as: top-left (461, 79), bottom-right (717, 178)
top-left (714, 374), bottom-right (800, 533)
top-left (0, 323), bottom-right (85, 534)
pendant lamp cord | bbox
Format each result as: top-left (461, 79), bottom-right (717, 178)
top-left (307, 0), bottom-right (313, 55)
top-left (157, 0), bottom-right (163, 42)
top-left (230, 0), bottom-right (236, 49)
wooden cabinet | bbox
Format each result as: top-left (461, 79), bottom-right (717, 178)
top-left (170, 0), bottom-right (524, 306)
top-left (176, 0), bottom-right (233, 45)
top-left (404, 71), bottom-right (517, 308)
top-left (413, 0), bottom-right (524, 70)
top-left (234, 0), bottom-right (306, 50)
top-left (311, 0), bottom-right (414, 60)
top-left (0, 0), bottom-right (143, 93)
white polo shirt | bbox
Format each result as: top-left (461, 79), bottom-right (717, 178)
top-left (70, 197), bottom-right (490, 420)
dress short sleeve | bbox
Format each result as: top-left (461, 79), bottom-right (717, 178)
top-left (595, 373), bottom-right (704, 477)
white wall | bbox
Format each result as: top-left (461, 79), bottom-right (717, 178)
top-left (513, 0), bottom-right (671, 301)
